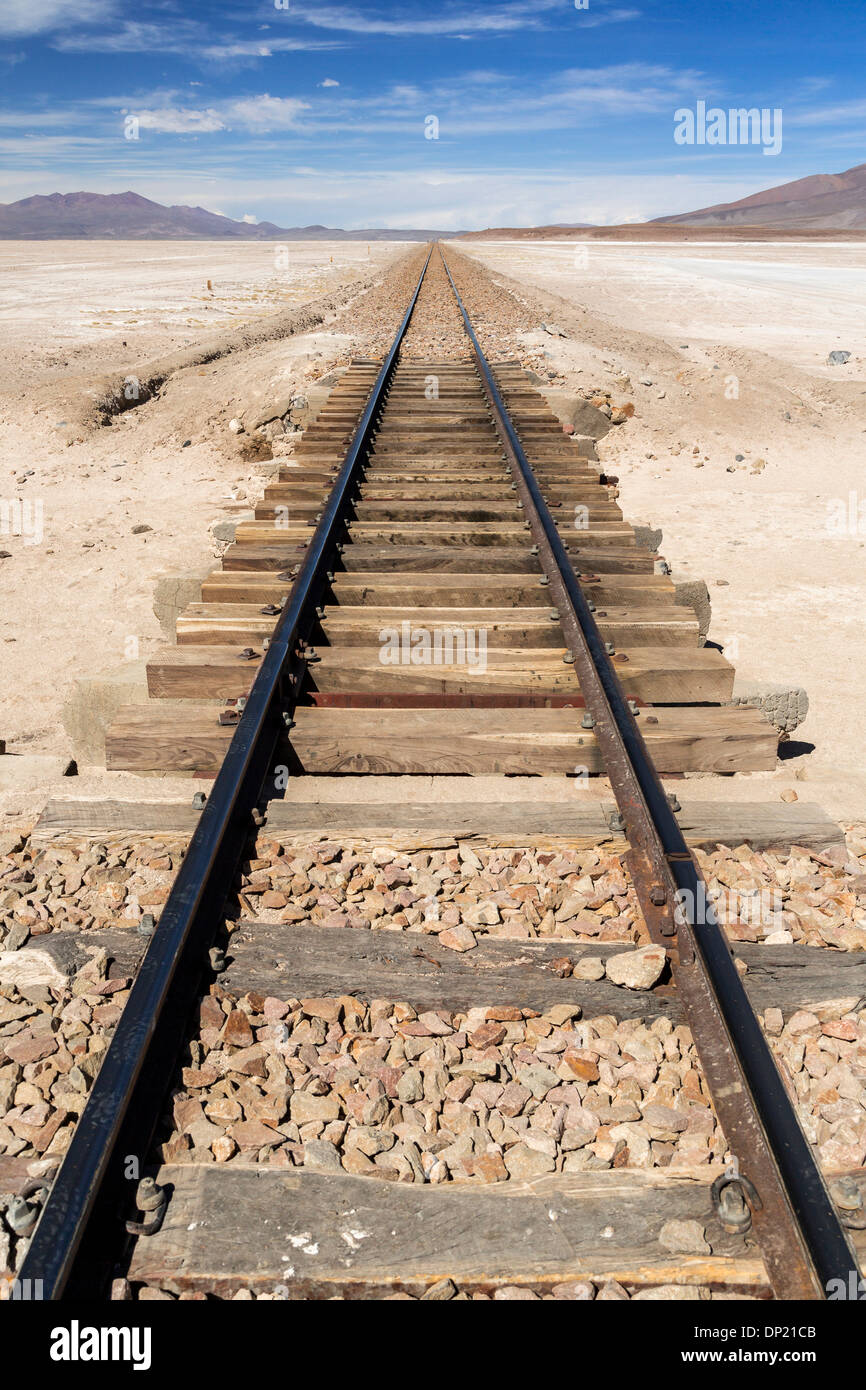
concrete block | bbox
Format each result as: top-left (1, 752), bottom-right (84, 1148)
top-left (634, 525), bottom-right (663, 554)
top-left (152, 564), bottom-right (213, 640)
top-left (0, 755), bottom-right (76, 792)
top-left (730, 683), bottom-right (809, 736)
top-left (674, 578), bottom-right (712, 643)
top-left (61, 660), bottom-right (153, 765)
top-left (573, 435), bottom-right (599, 460)
top-left (209, 512), bottom-right (255, 547)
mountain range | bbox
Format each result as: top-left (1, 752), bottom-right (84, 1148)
top-left (0, 191), bottom-right (455, 241)
top-left (2, 163), bottom-right (866, 238)
top-left (653, 160), bottom-right (866, 229)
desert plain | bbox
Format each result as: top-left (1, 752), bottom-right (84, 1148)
top-left (1, 236), bottom-right (865, 821)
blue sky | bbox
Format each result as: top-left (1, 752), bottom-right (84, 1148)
top-left (1, 0), bottom-right (865, 228)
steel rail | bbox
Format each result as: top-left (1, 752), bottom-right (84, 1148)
top-left (19, 246), bottom-right (434, 1300)
top-left (439, 245), bottom-right (859, 1300)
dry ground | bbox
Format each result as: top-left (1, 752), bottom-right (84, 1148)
top-left (453, 239), bottom-right (866, 819)
top-left (0, 240), bottom-right (405, 816)
top-left (1, 236), bottom-right (865, 822)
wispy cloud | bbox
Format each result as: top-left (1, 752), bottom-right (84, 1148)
top-left (286, 0), bottom-right (639, 38)
top-left (787, 99), bottom-right (866, 127)
top-left (120, 94), bottom-right (309, 135)
top-left (5, 63), bottom-right (703, 146)
top-left (51, 18), bottom-right (336, 59)
top-left (0, 0), bottom-right (116, 39)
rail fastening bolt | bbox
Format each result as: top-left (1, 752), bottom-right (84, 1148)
top-left (6, 1195), bottom-right (37, 1237)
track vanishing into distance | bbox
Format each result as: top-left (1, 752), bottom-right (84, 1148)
top-left (16, 244), bottom-right (866, 1301)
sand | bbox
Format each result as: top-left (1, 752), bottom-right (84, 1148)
top-left (2, 235), bottom-right (865, 824)
top-left (0, 240), bottom-right (405, 817)
top-left (455, 239), bottom-right (866, 817)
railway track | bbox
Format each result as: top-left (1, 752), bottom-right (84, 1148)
top-left (10, 244), bottom-right (866, 1303)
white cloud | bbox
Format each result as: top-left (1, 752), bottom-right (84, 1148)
top-left (319, 78), bottom-right (340, 87)
top-left (787, 99), bottom-right (866, 127)
top-left (0, 0), bottom-right (115, 38)
top-left (241, 213), bottom-right (258, 224)
top-left (288, 0), bottom-right (639, 38)
top-left (52, 19), bottom-right (337, 60)
top-left (112, 94), bottom-right (309, 136)
top-left (134, 107), bottom-right (226, 135)
top-left (223, 95), bottom-right (309, 131)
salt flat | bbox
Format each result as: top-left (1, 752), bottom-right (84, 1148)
top-left (461, 240), bottom-right (866, 367)
top-left (0, 239), bottom-right (399, 379)
top-left (460, 239), bottom-right (866, 815)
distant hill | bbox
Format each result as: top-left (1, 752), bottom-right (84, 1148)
top-left (0, 191), bottom-right (456, 241)
top-left (457, 222), bottom-right (866, 242)
top-left (653, 161), bottom-right (866, 230)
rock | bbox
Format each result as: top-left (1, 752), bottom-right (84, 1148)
top-left (303, 1139), bottom-right (342, 1172)
top-left (467, 1151), bottom-right (509, 1183)
top-left (300, 997), bottom-right (343, 1024)
top-left (552, 1281), bottom-right (595, 1300)
top-left (498, 1081), bottom-right (531, 1117)
top-left (131, 524), bottom-right (152, 535)
top-left (515, 1064), bottom-right (559, 1099)
top-left (3, 1031), bottom-right (57, 1064)
top-left (632, 1285), bottom-right (703, 1300)
top-left (229, 418), bottom-right (244, 433)
top-left (421, 1278), bottom-right (457, 1301)
top-left (541, 322), bottom-right (567, 337)
top-left (230, 1121), bottom-right (284, 1151)
top-left (828, 350), bottom-right (851, 365)
top-left (439, 925), bottom-right (477, 952)
top-left (542, 389), bottom-right (612, 441)
top-left (222, 1010), bottom-right (254, 1048)
top-left (494, 1286), bottom-right (540, 1299)
top-left (397, 1069), bottom-right (424, 1104)
top-left (345, 1125), bottom-right (395, 1157)
top-left (342, 1148), bottom-right (376, 1175)
top-left (504, 1143), bottom-right (555, 1178)
top-left (547, 1003), bottom-right (581, 1026)
top-left (605, 945), bottom-right (666, 990)
top-left (290, 1092), bottom-right (341, 1123)
top-left (642, 1104), bottom-right (689, 1134)
top-left (561, 1124), bottom-right (596, 1151)
top-left (463, 901), bottom-right (500, 927)
top-left (561, 1050), bottom-right (599, 1082)
top-left (573, 956), bottom-right (605, 981)
top-left (596, 1280), bottom-right (629, 1300)
top-left (659, 1218), bottom-right (710, 1255)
